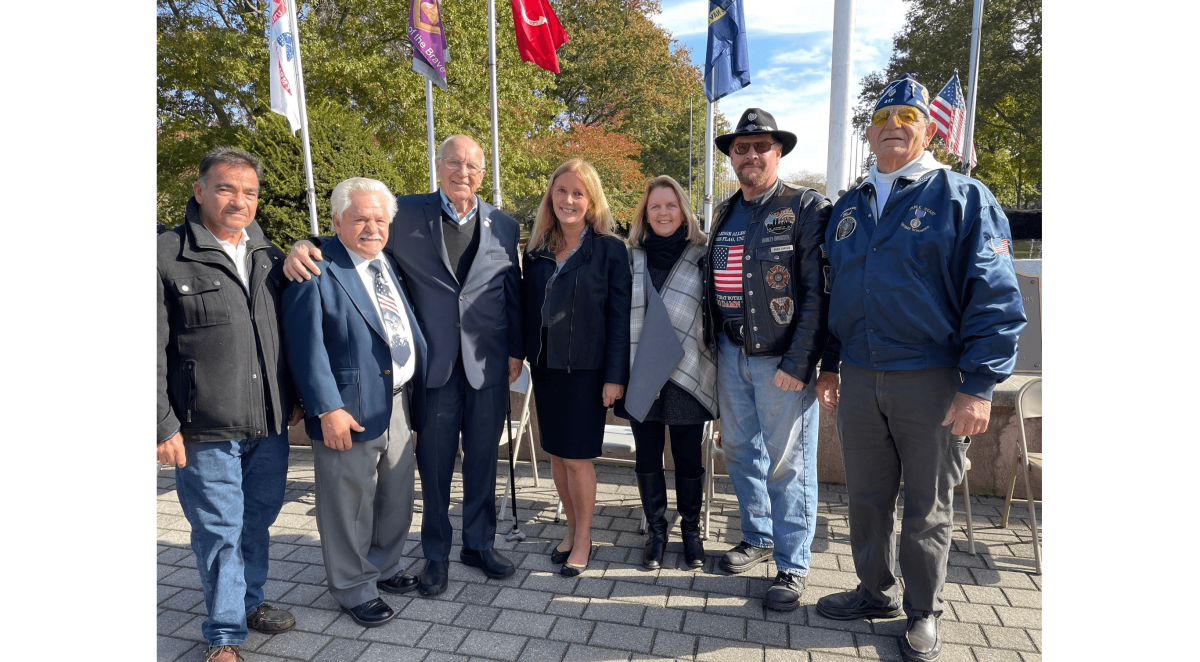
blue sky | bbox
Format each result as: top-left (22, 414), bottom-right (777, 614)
top-left (652, 0), bottom-right (910, 177)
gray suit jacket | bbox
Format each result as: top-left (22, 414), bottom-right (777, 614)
top-left (386, 191), bottom-right (523, 390)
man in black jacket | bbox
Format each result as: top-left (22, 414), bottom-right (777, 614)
top-left (157, 147), bottom-right (301, 662)
top-left (703, 109), bottom-right (835, 612)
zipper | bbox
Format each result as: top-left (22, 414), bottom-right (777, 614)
top-left (185, 359), bottom-right (197, 422)
top-left (566, 275), bottom-right (579, 373)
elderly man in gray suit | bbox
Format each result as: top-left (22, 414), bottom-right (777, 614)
top-left (285, 135), bottom-right (523, 596)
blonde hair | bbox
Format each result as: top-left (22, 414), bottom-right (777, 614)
top-left (626, 175), bottom-right (707, 248)
top-left (528, 159), bottom-right (614, 252)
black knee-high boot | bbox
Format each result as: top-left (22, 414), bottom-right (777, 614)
top-left (675, 472), bottom-right (706, 569)
top-left (636, 471), bottom-right (669, 569)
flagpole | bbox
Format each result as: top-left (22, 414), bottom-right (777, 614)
top-left (825, 0), bottom-right (856, 202)
top-left (960, 0), bottom-right (984, 176)
top-left (703, 77), bottom-right (715, 233)
top-left (487, 0), bottom-right (502, 207)
top-left (425, 78), bottom-right (437, 192)
top-left (689, 98), bottom-right (694, 207)
top-left (286, 2), bottom-right (320, 236)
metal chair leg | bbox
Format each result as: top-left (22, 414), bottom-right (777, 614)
top-left (962, 469), bottom-right (975, 555)
top-left (1000, 450), bottom-right (1020, 529)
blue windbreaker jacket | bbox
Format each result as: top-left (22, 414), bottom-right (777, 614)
top-left (824, 167), bottom-right (1026, 401)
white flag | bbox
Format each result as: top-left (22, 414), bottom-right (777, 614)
top-left (267, 0), bottom-right (302, 134)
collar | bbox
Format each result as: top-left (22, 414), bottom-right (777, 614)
top-left (735, 178), bottom-right (783, 209)
top-left (199, 223), bottom-right (249, 251)
top-left (345, 245), bottom-right (388, 275)
top-left (865, 151), bottom-right (949, 190)
top-left (439, 189), bottom-right (479, 225)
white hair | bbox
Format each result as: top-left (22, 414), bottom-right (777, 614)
top-left (436, 134), bottom-right (486, 170)
top-left (330, 178), bottom-right (397, 221)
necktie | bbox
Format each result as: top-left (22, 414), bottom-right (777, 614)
top-left (368, 260), bottom-right (411, 367)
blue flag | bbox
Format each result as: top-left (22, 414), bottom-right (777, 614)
top-left (704, 0), bottom-right (750, 102)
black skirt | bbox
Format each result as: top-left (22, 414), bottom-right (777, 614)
top-left (531, 366), bottom-right (607, 459)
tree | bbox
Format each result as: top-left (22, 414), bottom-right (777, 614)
top-left (784, 169), bottom-right (827, 196)
top-left (853, 0), bottom-right (1041, 207)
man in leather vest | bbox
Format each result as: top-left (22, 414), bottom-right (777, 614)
top-left (703, 108), bottom-right (836, 612)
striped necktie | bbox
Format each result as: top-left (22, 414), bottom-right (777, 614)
top-left (368, 260), bottom-right (411, 366)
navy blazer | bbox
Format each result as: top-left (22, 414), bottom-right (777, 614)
top-left (282, 238), bottom-right (428, 442)
top-left (387, 192), bottom-right (523, 390)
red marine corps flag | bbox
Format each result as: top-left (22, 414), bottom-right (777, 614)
top-left (509, 0), bottom-right (568, 73)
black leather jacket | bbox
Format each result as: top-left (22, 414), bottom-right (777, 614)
top-left (521, 231), bottom-right (632, 385)
top-left (703, 179), bottom-right (834, 384)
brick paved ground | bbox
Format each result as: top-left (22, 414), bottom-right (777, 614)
top-left (157, 446), bottom-right (1042, 662)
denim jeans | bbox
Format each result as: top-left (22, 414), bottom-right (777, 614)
top-left (174, 432), bottom-right (289, 647)
top-left (716, 334), bottom-right (819, 576)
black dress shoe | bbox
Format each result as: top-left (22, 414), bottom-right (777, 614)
top-left (900, 614), bottom-right (942, 662)
top-left (815, 589), bottom-right (904, 621)
top-left (763, 571), bottom-right (805, 611)
top-left (461, 548), bottom-right (516, 580)
top-left (378, 571), bottom-right (420, 594)
top-left (343, 598), bottom-right (396, 628)
top-left (550, 540), bottom-right (572, 565)
top-left (719, 540), bottom-right (773, 574)
top-left (560, 545), bottom-right (593, 577)
top-left (419, 559), bottom-right (450, 596)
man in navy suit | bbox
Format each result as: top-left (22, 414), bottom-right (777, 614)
top-left (282, 178), bottom-right (428, 627)
top-left (285, 135), bottom-right (524, 595)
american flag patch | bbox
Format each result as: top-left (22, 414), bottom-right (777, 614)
top-left (992, 238), bottom-right (1010, 255)
top-left (713, 245), bottom-right (744, 292)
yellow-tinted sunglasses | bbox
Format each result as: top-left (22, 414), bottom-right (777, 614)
top-left (870, 106), bottom-right (922, 127)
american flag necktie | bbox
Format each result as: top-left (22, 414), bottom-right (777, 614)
top-left (368, 260), bottom-right (411, 367)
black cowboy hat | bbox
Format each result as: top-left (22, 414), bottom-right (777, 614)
top-left (714, 108), bottom-right (798, 157)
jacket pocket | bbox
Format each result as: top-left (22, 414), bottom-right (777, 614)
top-left (173, 276), bottom-right (232, 328)
top-left (184, 359), bottom-right (198, 423)
top-left (333, 368), bottom-right (361, 421)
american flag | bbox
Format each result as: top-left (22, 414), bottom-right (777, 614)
top-left (930, 70), bottom-right (977, 169)
top-left (713, 245), bottom-right (744, 292)
top-left (992, 238), bottom-right (1010, 255)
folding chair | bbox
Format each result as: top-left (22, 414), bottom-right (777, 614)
top-left (497, 362), bottom-right (540, 522)
top-left (1001, 377), bottom-right (1042, 574)
top-left (553, 424), bottom-right (648, 534)
top-left (700, 421), bottom-right (732, 541)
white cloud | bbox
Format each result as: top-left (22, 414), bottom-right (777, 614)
top-left (653, 0), bottom-right (908, 174)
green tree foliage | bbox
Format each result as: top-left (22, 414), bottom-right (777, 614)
top-left (854, 0), bottom-right (1041, 207)
top-left (157, 0), bottom-right (726, 241)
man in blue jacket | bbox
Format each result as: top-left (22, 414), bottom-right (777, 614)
top-left (284, 135), bottom-right (523, 595)
top-left (813, 74), bottom-right (1026, 662)
top-left (283, 178), bottom-right (428, 628)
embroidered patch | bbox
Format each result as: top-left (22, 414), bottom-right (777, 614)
top-left (766, 265), bottom-right (790, 290)
top-left (835, 215), bottom-right (857, 241)
top-left (765, 207), bottom-right (796, 234)
top-left (819, 243), bottom-right (827, 259)
top-left (770, 245), bottom-right (792, 253)
top-left (769, 297), bottom-right (794, 325)
top-left (823, 265), bottom-right (832, 294)
top-left (901, 208), bottom-right (931, 232)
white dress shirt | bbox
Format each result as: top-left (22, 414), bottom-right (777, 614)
top-left (201, 225), bottom-right (250, 292)
top-left (346, 249), bottom-right (417, 387)
top-left (439, 189), bottom-right (479, 225)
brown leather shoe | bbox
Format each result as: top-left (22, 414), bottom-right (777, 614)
top-left (204, 646), bottom-right (243, 662)
top-left (246, 602), bottom-right (296, 633)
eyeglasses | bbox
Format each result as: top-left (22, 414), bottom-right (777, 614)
top-left (731, 140), bottom-right (779, 156)
top-left (442, 159), bottom-right (482, 175)
top-left (870, 106), bottom-right (922, 127)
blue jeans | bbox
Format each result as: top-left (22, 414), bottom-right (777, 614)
top-left (716, 334), bottom-right (819, 576)
top-left (174, 432), bottom-right (289, 647)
